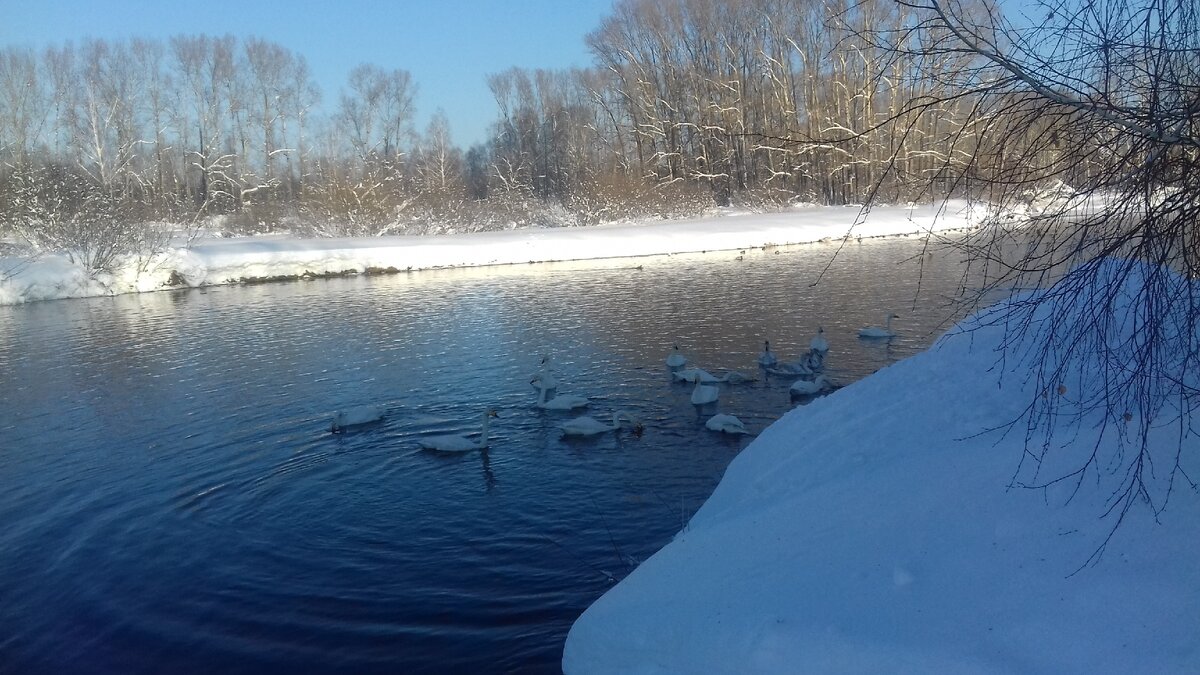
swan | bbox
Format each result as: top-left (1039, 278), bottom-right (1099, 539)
top-left (330, 404), bottom-right (386, 433)
top-left (717, 370), bottom-right (755, 383)
top-left (673, 368), bottom-right (753, 384)
top-left (691, 381), bottom-right (720, 405)
top-left (801, 348), bottom-right (825, 372)
top-left (790, 375), bottom-right (835, 396)
top-left (666, 344), bottom-right (688, 368)
top-left (705, 413), bottom-right (750, 435)
top-left (531, 356), bottom-right (558, 392)
top-left (859, 314), bottom-right (900, 338)
top-left (560, 411), bottom-right (642, 437)
top-left (757, 340), bottom-right (778, 368)
top-left (531, 376), bottom-right (589, 410)
top-left (810, 326), bottom-right (829, 353)
top-left (765, 360), bottom-right (813, 377)
top-left (672, 367), bottom-right (718, 383)
top-left (418, 409), bottom-right (499, 452)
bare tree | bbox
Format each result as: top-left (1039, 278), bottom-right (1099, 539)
top-left (864, 0), bottom-right (1199, 559)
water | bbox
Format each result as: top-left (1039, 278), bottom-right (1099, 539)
top-left (0, 237), bottom-right (978, 673)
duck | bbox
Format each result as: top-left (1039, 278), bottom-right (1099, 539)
top-left (810, 326), bottom-right (829, 353)
top-left (691, 381), bottom-right (720, 405)
top-left (531, 356), bottom-right (558, 392)
top-left (859, 314), bottom-right (900, 338)
top-left (666, 344), bottom-right (688, 368)
top-left (757, 340), bottom-right (778, 368)
top-left (330, 404), bottom-right (386, 433)
top-left (790, 375), bottom-right (835, 396)
top-left (705, 413), bottom-right (751, 435)
top-left (531, 375), bottom-right (589, 410)
top-left (801, 348), bottom-right (825, 372)
top-left (560, 411), bottom-right (642, 437)
top-left (418, 409), bottom-right (499, 452)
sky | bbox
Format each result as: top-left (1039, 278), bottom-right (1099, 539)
top-left (0, 0), bottom-right (615, 147)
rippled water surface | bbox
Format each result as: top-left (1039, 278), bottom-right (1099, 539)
top-left (0, 237), bottom-right (978, 673)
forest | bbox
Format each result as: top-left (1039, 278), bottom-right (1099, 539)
top-left (0, 0), bottom-right (1186, 275)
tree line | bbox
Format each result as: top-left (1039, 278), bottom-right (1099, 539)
top-left (0, 0), bottom-right (1172, 263)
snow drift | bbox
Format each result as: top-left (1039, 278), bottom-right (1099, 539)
top-left (0, 202), bottom-right (978, 305)
top-left (563, 258), bottom-right (1200, 674)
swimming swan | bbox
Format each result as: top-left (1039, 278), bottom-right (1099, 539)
top-left (705, 413), bottom-right (751, 435)
top-left (531, 376), bottom-right (589, 410)
top-left (672, 367), bottom-right (717, 383)
top-left (330, 404), bottom-right (386, 433)
top-left (673, 368), bottom-right (754, 384)
top-left (691, 381), bottom-right (720, 405)
top-left (859, 314), bottom-right (900, 339)
top-left (666, 344), bottom-right (688, 368)
top-left (810, 326), bottom-right (829, 353)
top-left (757, 341), bottom-right (778, 368)
top-left (560, 411), bottom-right (642, 437)
top-left (531, 356), bottom-right (559, 392)
top-left (790, 375), bottom-right (835, 396)
top-left (418, 409), bottom-right (499, 452)
top-left (765, 360), bottom-right (813, 377)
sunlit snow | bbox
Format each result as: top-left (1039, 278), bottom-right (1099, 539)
top-left (0, 202), bottom-right (979, 305)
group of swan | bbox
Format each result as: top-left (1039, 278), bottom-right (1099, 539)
top-left (667, 345), bottom-right (759, 434)
top-left (332, 318), bottom-right (894, 447)
top-left (533, 357), bottom-right (644, 438)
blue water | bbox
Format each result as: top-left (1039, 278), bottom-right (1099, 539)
top-left (0, 239), bottom-right (973, 673)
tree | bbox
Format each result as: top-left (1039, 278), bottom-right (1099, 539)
top-left (869, 0), bottom-right (1199, 558)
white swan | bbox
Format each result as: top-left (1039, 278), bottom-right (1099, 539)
top-left (672, 367), bottom-right (717, 383)
top-left (757, 340), bottom-right (778, 368)
top-left (330, 404), bottom-right (386, 433)
top-left (531, 355), bottom-right (558, 392)
top-left (790, 375), bottom-right (835, 396)
top-left (532, 376), bottom-right (589, 410)
top-left (418, 409), bottom-right (498, 452)
top-left (691, 381), bottom-right (720, 405)
top-left (673, 368), bottom-right (753, 384)
top-left (810, 326), bottom-right (829, 353)
top-left (859, 314), bottom-right (900, 338)
top-left (765, 360), bottom-right (813, 377)
top-left (705, 413), bottom-right (750, 435)
top-left (666, 344), bottom-right (688, 368)
top-left (560, 411), bottom-right (642, 437)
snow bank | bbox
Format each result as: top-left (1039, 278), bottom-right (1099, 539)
top-left (563, 259), bottom-right (1200, 674)
top-left (0, 202), bottom-right (977, 305)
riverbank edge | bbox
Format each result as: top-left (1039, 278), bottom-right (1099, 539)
top-left (0, 202), bottom-right (982, 305)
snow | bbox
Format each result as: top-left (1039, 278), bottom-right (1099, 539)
top-left (563, 259), bottom-right (1200, 674)
top-left (0, 201), bottom-right (980, 305)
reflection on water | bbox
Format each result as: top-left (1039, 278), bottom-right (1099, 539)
top-left (0, 237), bottom-right (981, 673)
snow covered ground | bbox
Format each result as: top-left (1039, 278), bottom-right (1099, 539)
top-left (0, 201), bottom-right (979, 305)
top-left (563, 259), bottom-right (1199, 674)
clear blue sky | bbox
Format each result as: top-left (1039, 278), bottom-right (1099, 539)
top-left (0, 0), bottom-right (615, 147)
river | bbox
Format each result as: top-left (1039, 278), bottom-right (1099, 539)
top-left (0, 236), bottom-right (978, 673)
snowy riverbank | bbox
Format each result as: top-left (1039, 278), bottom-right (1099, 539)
top-left (563, 259), bottom-right (1199, 673)
top-left (0, 201), bottom-right (980, 305)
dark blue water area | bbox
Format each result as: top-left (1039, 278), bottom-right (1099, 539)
top-left (0, 237), bottom-right (978, 673)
